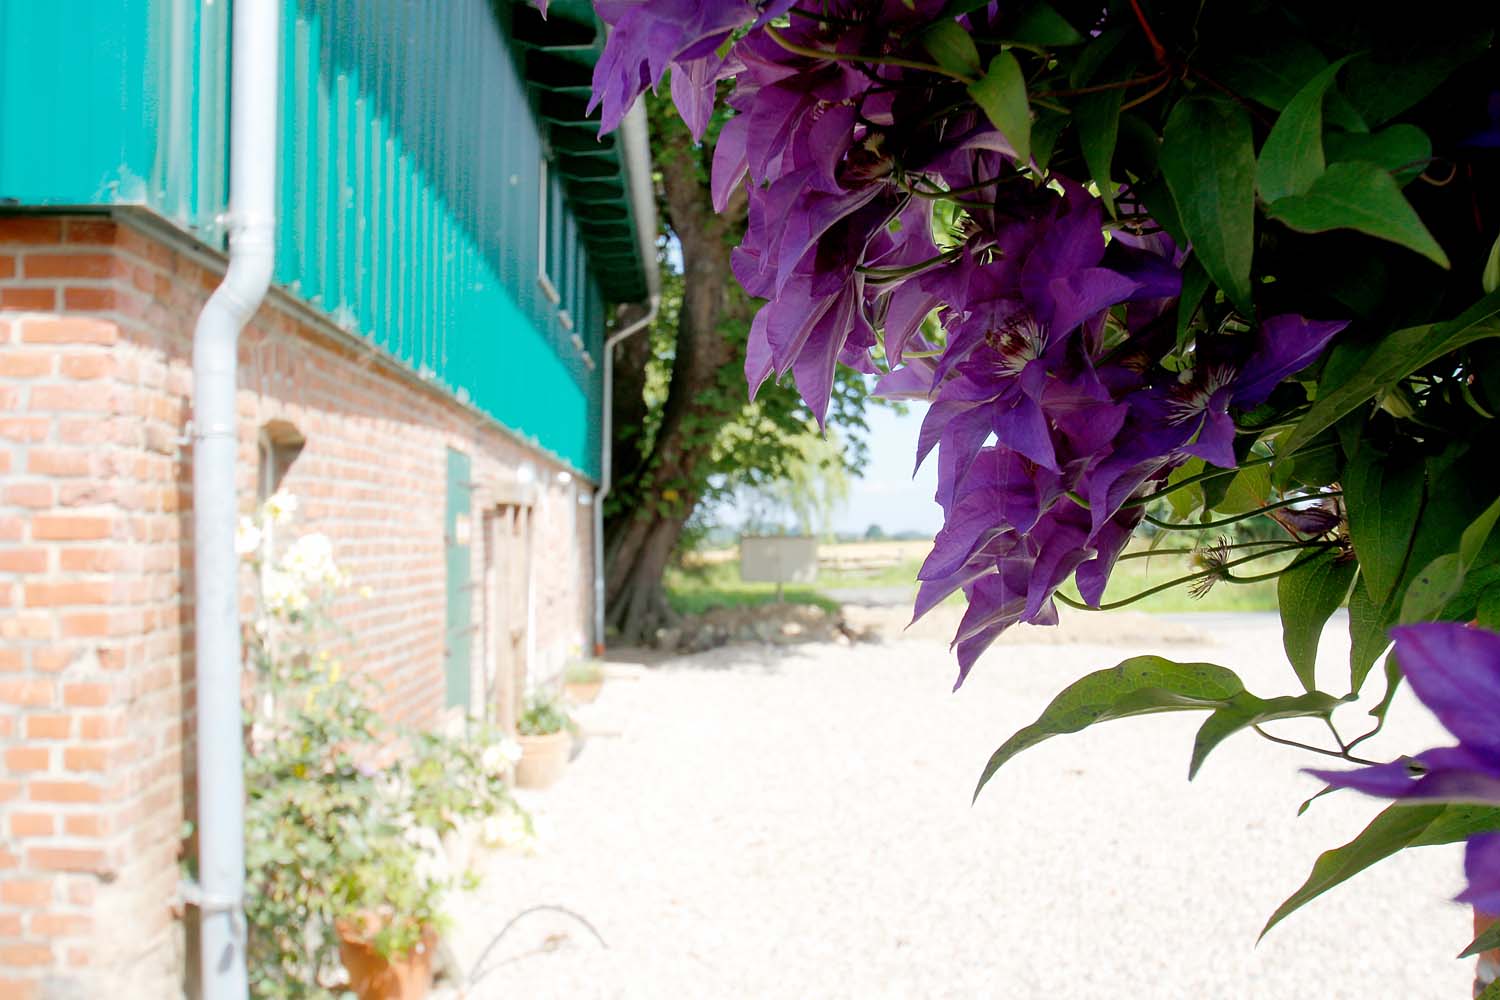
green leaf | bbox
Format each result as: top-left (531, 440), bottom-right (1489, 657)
top-left (1213, 464), bottom-right (1273, 516)
top-left (968, 52), bottom-right (1031, 164)
top-left (1266, 161), bottom-right (1449, 268)
top-left (921, 22), bottom-right (982, 80)
top-left (1416, 804), bottom-right (1500, 846)
top-left (1164, 458), bottom-right (1205, 521)
top-left (1343, 445), bottom-right (1424, 610)
top-left (1256, 58), bottom-right (1353, 203)
top-left (1460, 920), bottom-right (1500, 959)
top-left (1342, 29), bottom-right (1494, 126)
top-left (1347, 574), bottom-right (1392, 694)
top-left (1399, 493), bottom-right (1500, 623)
top-left (1480, 584), bottom-right (1500, 631)
top-left (1261, 802), bottom-right (1450, 938)
top-left (1011, 3), bottom-right (1084, 46)
top-left (1030, 112), bottom-right (1068, 172)
top-left (1279, 290), bottom-right (1500, 455)
top-left (1278, 549), bottom-right (1357, 691)
top-left (1215, 38), bottom-right (1365, 131)
top-left (1076, 87), bottom-right (1123, 215)
top-left (1478, 978), bottom-right (1500, 1000)
top-left (1161, 97), bottom-right (1256, 314)
top-left (975, 656), bottom-right (1243, 798)
top-left (1189, 691), bottom-right (1346, 780)
top-left (1324, 125), bottom-right (1431, 185)
top-left (1175, 255), bottom-right (1209, 350)
top-left (1485, 231), bottom-right (1500, 296)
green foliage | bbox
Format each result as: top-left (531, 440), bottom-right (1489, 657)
top-left (1160, 97), bottom-right (1256, 312)
top-left (1263, 803), bottom-right (1500, 938)
top-left (237, 498), bottom-right (528, 997)
top-left (518, 691), bottom-right (570, 737)
top-left (1265, 161), bottom-right (1450, 268)
top-left (968, 52), bottom-right (1030, 163)
top-left (1276, 549), bottom-right (1356, 691)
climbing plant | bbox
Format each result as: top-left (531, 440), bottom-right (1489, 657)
top-left (568, 0), bottom-right (1500, 964)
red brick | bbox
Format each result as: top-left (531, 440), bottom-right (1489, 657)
top-left (30, 913), bottom-right (91, 938)
top-left (61, 286), bottom-right (118, 311)
top-left (78, 716), bottom-right (121, 740)
top-left (21, 253), bottom-right (113, 280)
top-left (24, 581), bottom-right (110, 607)
top-left (0, 352), bottom-right (48, 379)
top-left (0, 288), bottom-right (56, 310)
top-left (62, 682), bottom-right (110, 707)
top-left (0, 880), bottom-right (51, 905)
top-left (17, 317), bottom-right (116, 345)
top-left (58, 353), bottom-right (113, 379)
top-left (27, 449), bottom-right (89, 477)
top-left (0, 550), bottom-right (47, 573)
top-left (27, 848), bottom-right (106, 874)
top-left (60, 614), bottom-right (110, 639)
top-left (62, 219), bottom-right (116, 244)
top-left (63, 746), bottom-right (107, 772)
top-left (9, 813), bottom-right (53, 837)
top-left (66, 880), bottom-right (94, 906)
top-left (0, 649), bottom-right (19, 672)
top-left (25, 715), bottom-right (69, 739)
top-left (0, 218), bottom-right (63, 244)
top-left (0, 781), bottom-right (20, 803)
top-left (29, 649), bottom-right (71, 673)
top-left (59, 548), bottom-right (117, 572)
top-left (0, 914), bottom-right (21, 937)
top-left (28, 781), bottom-right (100, 804)
top-left (2, 483), bottom-right (52, 508)
top-left (0, 943), bottom-right (52, 966)
top-left (0, 680), bottom-right (53, 707)
top-left (63, 813), bottom-right (106, 837)
top-left (0, 417), bottom-right (48, 442)
top-left (30, 384), bottom-right (109, 412)
top-left (0, 255), bottom-right (14, 279)
top-left (3, 747), bottom-right (49, 771)
top-left (0, 978), bottom-right (38, 1000)
top-left (0, 614), bottom-right (52, 641)
top-left (32, 516), bottom-right (111, 541)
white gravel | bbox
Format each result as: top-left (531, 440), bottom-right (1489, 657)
top-left (447, 614), bottom-right (1473, 999)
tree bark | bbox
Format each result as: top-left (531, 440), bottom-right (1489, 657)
top-left (603, 104), bottom-right (748, 643)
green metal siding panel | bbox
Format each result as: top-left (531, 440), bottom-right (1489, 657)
top-left (0, 0), bottom-right (226, 239)
top-left (0, 0), bottom-right (610, 476)
top-left (444, 448), bottom-right (473, 709)
top-left (278, 0), bottom-right (604, 476)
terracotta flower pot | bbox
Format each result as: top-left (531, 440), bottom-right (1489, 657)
top-left (515, 729), bottom-right (571, 788)
top-left (564, 679), bottom-right (603, 704)
top-left (335, 917), bottom-right (438, 1000)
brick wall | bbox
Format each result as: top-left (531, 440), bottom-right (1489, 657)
top-left (0, 213), bottom-right (595, 998)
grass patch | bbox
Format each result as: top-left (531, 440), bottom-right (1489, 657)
top-left (670, 540), bottom-right (1285, 617)
top-left (665, 561), bottom-right (841, 616)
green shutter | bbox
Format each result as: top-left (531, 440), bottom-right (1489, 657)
top-left (444, 447), bottom-right (474, 709)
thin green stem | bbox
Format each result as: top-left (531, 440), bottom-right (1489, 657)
top-left (1141, 493), bottom-right (1342, 532)
top-left (1251, 725), bottom-right (1381, 766)
top-left (764, 25), bottom-right (974, 83)
top-left (1113, 539), bottom-right (1291, 562)
top-left (1056, 543), bottom-right (1320, 611)
top-left (856, 246), bottom-right (965, 282)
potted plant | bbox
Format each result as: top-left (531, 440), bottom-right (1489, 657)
top-left (562, 658), bottom-right (605, 704)
top-left (514, 691), bottom-right (572, 788)
top-left (236, 493), bottom-right (531, 999)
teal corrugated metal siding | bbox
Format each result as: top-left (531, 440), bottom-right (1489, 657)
top-left (0, 0), bottom-right (607, 478)
top-left (0, 0), bottom-right (227, 239)
top-left (278, 0), bottom-right (604, 477)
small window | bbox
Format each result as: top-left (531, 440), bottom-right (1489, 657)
top-left (257, 420), bottom-right (305, 502)
top-left (537, 158), bottom-right (561, 305)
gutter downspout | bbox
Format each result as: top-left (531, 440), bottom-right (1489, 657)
top-left (594, 102), bottom-right (660, 654)
top-left (593, 295), bottom-right (658, 653)
top-left (192, 3), bottom-right (278, 997)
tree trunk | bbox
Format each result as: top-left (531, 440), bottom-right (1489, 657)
top-left (603, 97), bottom-right (748, 644)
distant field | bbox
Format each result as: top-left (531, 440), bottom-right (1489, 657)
top-left (673, 538), bottom-right (1282, 615)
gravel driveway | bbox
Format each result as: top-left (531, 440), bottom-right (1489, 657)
top-left (447, 614), bottom-right (1472, 999)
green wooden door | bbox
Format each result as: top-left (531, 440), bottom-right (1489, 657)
top-left (444, 448), bottom-right (474, 708)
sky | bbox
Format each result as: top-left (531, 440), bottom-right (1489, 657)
top-left (832, 400), bottom-right (942, 537)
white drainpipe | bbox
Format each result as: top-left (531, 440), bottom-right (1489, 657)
top-left (192, 2), bottom-right (278, 997)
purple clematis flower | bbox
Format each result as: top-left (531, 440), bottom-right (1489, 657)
top-left (588, 1), bottom-right (795, 137)
top-left (1309, 622), bottom-right (1500, 911)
